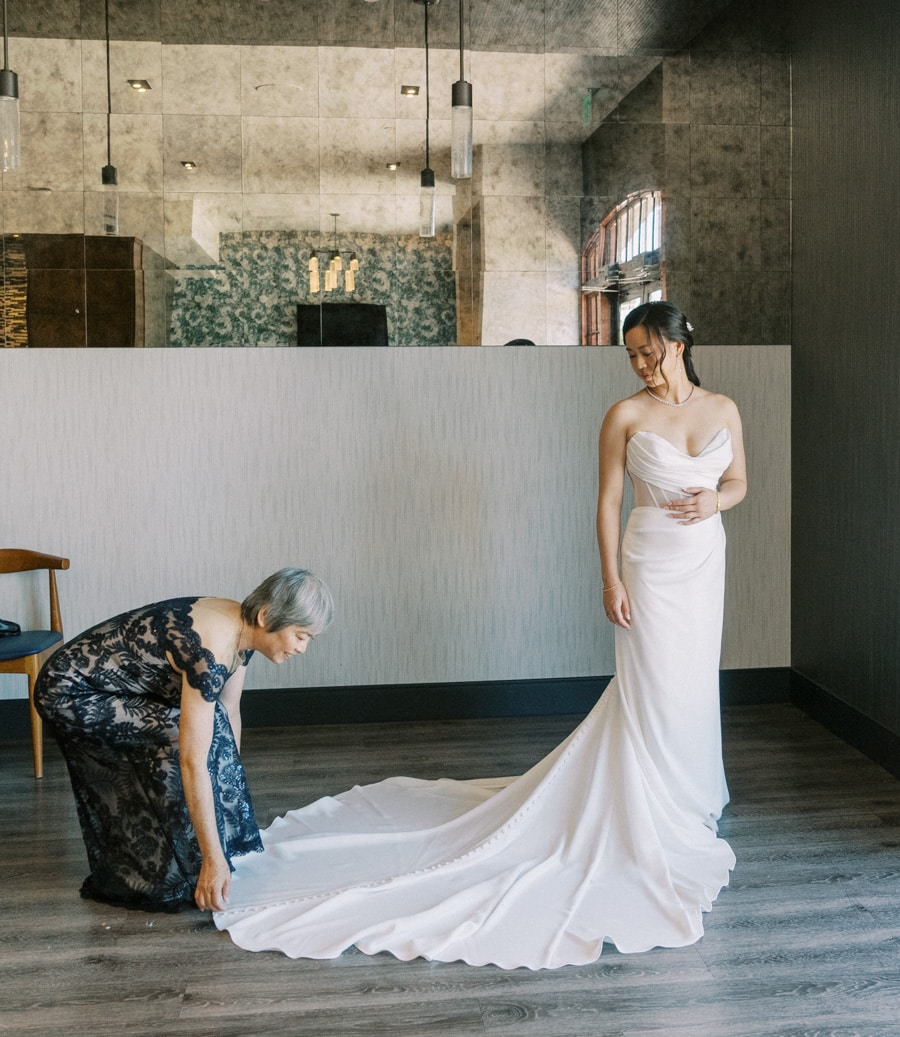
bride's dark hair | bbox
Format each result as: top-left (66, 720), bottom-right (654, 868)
top-left (622, 301), bottom-right (701, 387)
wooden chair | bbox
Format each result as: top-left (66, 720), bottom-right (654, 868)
top-left (0, 549), bottom-right (70, 778)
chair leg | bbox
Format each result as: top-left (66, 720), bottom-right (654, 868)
top-left (28, 674), bottom-right (43, 779)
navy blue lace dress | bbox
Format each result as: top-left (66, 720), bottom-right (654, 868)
top-left (35, 597), bottom-right (263, 910)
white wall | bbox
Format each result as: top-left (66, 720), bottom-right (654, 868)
top-left (0, 346), bottom-right (790, 702)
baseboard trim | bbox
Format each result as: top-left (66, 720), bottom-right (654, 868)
top-left (790, 670), bottom-right (900, 780)
top-left (720, 666), bottom-right (792, 706)
top-left (241, 667), bottom-right (791, 727)
top-left (9, 669), bottom-right (896, 782)
top-left (0, 668), bottom-right (791, 742)
top-left (242, 675), bottom-right (612, 728)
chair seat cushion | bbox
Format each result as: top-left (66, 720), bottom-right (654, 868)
top-left (0, 629), bottom-right (63, 661)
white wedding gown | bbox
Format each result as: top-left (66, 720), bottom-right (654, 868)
top-left (215, 428), bottom-right (736, 969)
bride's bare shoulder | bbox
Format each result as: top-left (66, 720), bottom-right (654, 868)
top-left (697, 389), bottom-right (743, 431)
top-left (703, 389), bottom-right (741, 415)
top-left (605, 390), bottom-right (647, 420)
top-left (600, 392), bottom-right (648, 442)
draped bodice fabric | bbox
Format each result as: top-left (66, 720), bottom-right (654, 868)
top-left (627, 428), bottom-right (733, 508)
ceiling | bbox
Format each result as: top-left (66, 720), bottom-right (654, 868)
top-left (16, 0), bottom-right (734, 55)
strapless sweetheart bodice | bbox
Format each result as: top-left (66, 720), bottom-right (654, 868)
top-left (626, 428), bottom-right (733, 508)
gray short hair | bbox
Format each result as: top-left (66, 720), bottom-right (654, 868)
top-left (241, 568), bottom-right (334, 635)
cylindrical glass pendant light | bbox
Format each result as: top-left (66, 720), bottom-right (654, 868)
top-left (0, 0), bottom-right (21, 171)
top-left (419, 167), bottom-right (436, 238)
top-left (346, 253), bottom-right (359, 292)
top-left (451, 0), bottom-right (472, 179)
top-left (451, 81), bottom-right (472, 179)
top-left (0, 70), bottom-right (19, 172)
top-left (101, 164), bottom-right (119, 235)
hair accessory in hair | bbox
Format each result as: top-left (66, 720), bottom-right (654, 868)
top-left (686, 321), bottom-right (694, 332)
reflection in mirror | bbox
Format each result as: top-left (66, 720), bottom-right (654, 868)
top-left (0, 0), bottom-right (788, 348)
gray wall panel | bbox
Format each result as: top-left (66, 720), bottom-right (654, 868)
top-left (0, 346), bottom-right (789, 707)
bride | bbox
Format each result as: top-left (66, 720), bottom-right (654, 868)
top-left (215, 301), bottom-right (748, 970)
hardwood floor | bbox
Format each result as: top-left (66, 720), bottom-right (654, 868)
top-left (2, 704), bottom-right (899, 1037)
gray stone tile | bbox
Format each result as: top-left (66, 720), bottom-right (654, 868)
top-left (760, 126), bottom-right (791, 199)
top-left (691, 197), bottom-right (761, 272)
top-left (690, 53), bottom-right (761, 126)
top-left (760, 53), bottom-right (791, 126)
top-left (690, 124), bottom-right (761, 197)
top-left (760, 198), bottom-right (791, 271)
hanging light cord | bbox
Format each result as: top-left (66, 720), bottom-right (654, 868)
top-left (458, 0), bottom-right (465, 81)
top-left (424, 0), bottom-right (430, 169)
top-left (2, 0), bottom-right (9, 71)
top-left (105, 0), bottom-right (113, 167)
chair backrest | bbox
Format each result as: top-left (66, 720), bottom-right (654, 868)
top-left (0, 549), bottom-right (70, 633)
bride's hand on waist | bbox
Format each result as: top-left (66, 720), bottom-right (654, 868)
top-left (602, 583), bottom-right (632, 629)
top-left (665, 487), bottom-right (718, 524)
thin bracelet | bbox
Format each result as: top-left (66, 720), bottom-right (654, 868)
top-left (602, 581), bottom-right (622, 594)
top-left (715, 491), bottom-right (721, 512)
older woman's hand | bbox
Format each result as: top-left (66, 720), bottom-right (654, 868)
top-left (194, 853), bottom-right (231, 912)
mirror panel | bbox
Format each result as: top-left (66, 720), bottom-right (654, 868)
top-left (0, 0), bottom-right (789, 347)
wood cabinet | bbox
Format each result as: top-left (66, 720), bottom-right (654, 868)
top-left (1, 234), bottom-right (150, 348)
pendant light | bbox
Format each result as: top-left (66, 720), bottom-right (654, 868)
top-left (0, 0), bottom-right (20, 172)
top-left (415, 0), bottom-right (437, 238)
top-left (450, 0), bottom-right (472, 179)
top-left (419, 167), bottom-right (435, 239)
top-left (309, 214), bottom-right (360, 294)
top-left (101, 0), bottom-right (118, 235)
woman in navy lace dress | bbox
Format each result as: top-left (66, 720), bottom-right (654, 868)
top-left (35, 568), bottom-right (333, 913)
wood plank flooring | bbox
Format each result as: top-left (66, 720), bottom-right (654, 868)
top-left (2, 704), bottom-right (899, 1037)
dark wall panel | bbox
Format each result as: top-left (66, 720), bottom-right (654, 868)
top-left (791, 0), bottom-right (900, 734)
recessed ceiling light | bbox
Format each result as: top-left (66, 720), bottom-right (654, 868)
top-left (386, 162), bottom-right (400, 170)
top-left (400, 85), bottom-right (420, 96)
top-left (181, 161), bottom-right (197, 170)
top-left (127, 79), bottom-right (152, 92)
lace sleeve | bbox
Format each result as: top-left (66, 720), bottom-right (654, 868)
top-left (163, 598), bottom-right (232, 703)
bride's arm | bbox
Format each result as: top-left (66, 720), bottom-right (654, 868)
top-left (597, 404), bottom-right (632, 628)
top-left (717, 399), bottom-right (748, 511)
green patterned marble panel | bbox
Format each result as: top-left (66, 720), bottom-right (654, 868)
top-left (169, 230), bottom-right (456, 347)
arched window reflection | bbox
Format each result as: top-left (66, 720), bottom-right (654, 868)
top-left (582, 190), bottom-right (665, 345)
